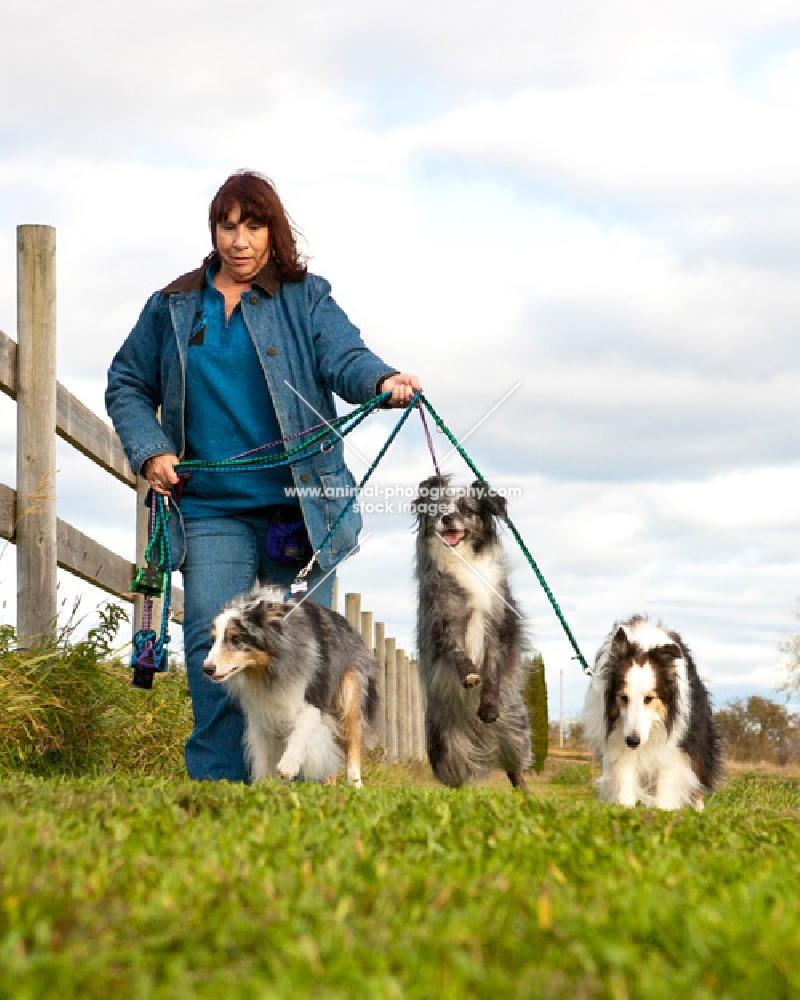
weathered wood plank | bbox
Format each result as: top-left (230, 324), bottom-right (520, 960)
top-left (345, 592), bottom-right (361, 631)
top-left (0, 326), bottom-right (15, 399)
top-left (57, 385), bottom-right (135, 487)
top-left (0, 327), bottom-right (135, 488)
top-left (55, 517), bottom-right (137, 604)
top-left (16, 224), bottom-right (58, 644)
top-left (0, 482), bottom-right (13, 541)
top-left (397, 650), bottom-right (410, 761)
top-left (374, 621), bottom-right (386, 750)
top-left (0, 482), bottom-right (182, 622)
top-left (385, 636), bottom-right (397, 764)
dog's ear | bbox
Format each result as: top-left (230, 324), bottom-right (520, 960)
top-left (649, 643), bottom-right (681, 668)
top-left (261, 602), bottom-right (288, 629)
top-left (244, 600), bottom-right (287, 632)
top-left (611, 626), bottom-right (633, 659)
top-left (414, 474), bottom-right (451, 521)
top-left (472, 480), bottom-right (506, 519)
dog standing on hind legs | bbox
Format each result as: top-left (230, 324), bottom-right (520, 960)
top-left (202, 587), bottom-right (378, 787)
top-left (414, 475), bottom-right (532, 791)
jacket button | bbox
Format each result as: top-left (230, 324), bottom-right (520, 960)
top-left (266, 346), bottom-right (277, 357)
top-left (249, 294), bottom-right (259, 305)
top-left (300, 473), bottom-right (309, 483)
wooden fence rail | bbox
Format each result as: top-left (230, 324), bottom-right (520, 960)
top-left (1, 224), bottom-right (426, 764)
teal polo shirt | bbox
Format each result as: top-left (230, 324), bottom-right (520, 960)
top-left (179, 268), bottom-right (297, 516)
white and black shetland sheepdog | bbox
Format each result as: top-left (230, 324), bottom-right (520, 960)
top-left (583, 616), bottom-right (722, 810)
top-left (203, 587), bottom-right (378, 787)
top-left (414, 475), bottom-right (532, 791)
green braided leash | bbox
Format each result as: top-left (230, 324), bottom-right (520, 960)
top-left (419, 393), bottom-right (591, 674)
top-left (175, 391), bottom-right (390, 475)
top-left (144, 383), bottom-right (589, 673)
top-left (289, 391), bottom-right (421, 592)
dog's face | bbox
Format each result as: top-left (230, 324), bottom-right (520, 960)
top-left (202, 599), bottom-right (287, 682)
top-left (414, 475), bottom-right (506, 555)
top-left (606, 627), bottom-right (681, 747)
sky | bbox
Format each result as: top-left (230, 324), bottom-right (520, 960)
top-left (1, 0), bottom-right (800, 715)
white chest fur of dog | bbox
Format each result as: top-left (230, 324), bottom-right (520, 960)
top-left (584, 616), bottom-right (722, 811)
top-left (430, 541), bottom-right (504, 669)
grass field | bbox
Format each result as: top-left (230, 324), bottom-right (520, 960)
top-left (1, 765), bottom-right (798, 1000)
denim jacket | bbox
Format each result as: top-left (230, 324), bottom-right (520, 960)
top-left (105, 260), bottom-right (397, 571)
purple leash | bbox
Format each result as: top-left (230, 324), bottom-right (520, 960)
top-left (228, 419), bottom-right (335, 462)
top-left (418, 404), bottom-right (442, 476)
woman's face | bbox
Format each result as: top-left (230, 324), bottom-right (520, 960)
top-left (215, 203), bottom-right (270, 283)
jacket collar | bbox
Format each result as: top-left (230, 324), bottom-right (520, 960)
top-left (161, 256), bottom-right (281, 297)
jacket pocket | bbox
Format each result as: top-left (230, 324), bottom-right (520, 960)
top-left (319, 469), bottom-right (362, 559)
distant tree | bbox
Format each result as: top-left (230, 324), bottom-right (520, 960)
top-left (715, 696), bottom-right (800, 765)
top-left (779, 605), bottom-right (800, 697)
top-left (548, 719), bottom-right (586, 750)
top-left (524, 653), bottom-right (548, 773)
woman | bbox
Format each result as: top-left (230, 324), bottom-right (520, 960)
top-left (106, 171), bottom-right (421, 781)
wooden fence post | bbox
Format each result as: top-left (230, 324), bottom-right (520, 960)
top-left (359, 609), bottom-right (374, 756)
top-left (16, 224), bottom-right (57, 645)
top-left (374, 621), bottom-right (386, 752)
top-left (414, 660), bottom-right (427, 761)
top-left (345, 592), bottom-right (361, 632)
top-left (385, 637), bottom-right (397, 763)
top-left (409, 659), bottom-right (420, 761)
top-left (397, 650), bottom-right (410, 761)
top-left (331, 577), bottom-right (339, 615)
top-left (360, 610), bottom-right (373, 662)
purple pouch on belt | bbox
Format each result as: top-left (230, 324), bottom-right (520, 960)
top-left (265, 512), bottom-right (313, 567)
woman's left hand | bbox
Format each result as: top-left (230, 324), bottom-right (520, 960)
top-left (381, 374), bottom-right (422, 407)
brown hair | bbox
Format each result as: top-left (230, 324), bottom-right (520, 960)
top-left (208, 171), bottom-right (308, 282)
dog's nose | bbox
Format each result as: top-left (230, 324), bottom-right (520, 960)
top-left (202, 661), bottom-right (216, 678)
top-left (625, 734), bottom-right (641, 748)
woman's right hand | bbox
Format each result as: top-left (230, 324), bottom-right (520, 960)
top-left (142, 453), bottom-right (180, 496)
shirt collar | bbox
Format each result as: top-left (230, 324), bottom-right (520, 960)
top-left (161, 256), bottom-right (281, 297)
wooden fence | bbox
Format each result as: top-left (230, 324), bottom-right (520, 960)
top-left (0, 225), bottom-right (183, 641)
top-left (0, 224), bottom-right (426, 763)
top-left (337, 585), bottom-right (426, 763)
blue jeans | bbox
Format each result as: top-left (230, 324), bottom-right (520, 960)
top-left (181, 513), bottom-right (335, 782)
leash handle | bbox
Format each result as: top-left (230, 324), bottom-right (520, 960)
top-left (130, 492), bottom-right (172, 688)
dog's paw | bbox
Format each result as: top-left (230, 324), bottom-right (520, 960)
top-left (462, 672), bottom-right (482, 688)
top-left (277, 751), bottom-right (302, 781)
top-left (478, 703), bottom-right (499, 724)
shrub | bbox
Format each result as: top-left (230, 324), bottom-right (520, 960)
top-left (0, 604), bottom-right (191, 778)
top-left (524, 652), bottom-right (548, 773)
